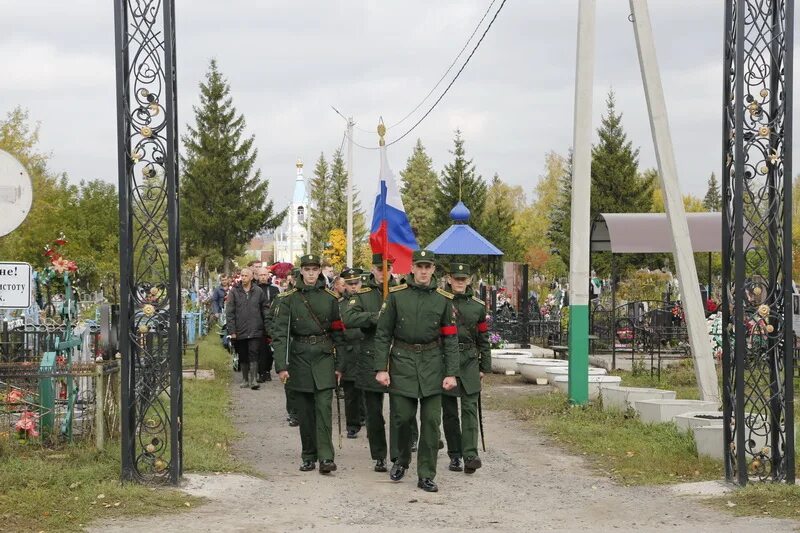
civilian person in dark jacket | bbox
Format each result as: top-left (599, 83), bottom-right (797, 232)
top-left (256, 266), bottom-right (281, 382)
top-left (226, 267), bottom-right (270, 390)
top-left (211, 275), bottom-right (229, 317)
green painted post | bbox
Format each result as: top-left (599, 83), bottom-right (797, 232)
top-left (568, 305), bottom-right (589, 404)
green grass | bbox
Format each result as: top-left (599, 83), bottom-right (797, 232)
top-left (706, 484), bottom-right (800, 521)
top-left (482, 381), bottom-right (722, 485)
top-left (0, 335), bottom-right (243, 532)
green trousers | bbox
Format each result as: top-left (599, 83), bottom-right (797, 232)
top-left (343, 380), bottom-right (364, 431)
top-left (390, 393), bottom-right (441, 480)
top-left (388, 401), bottom-right (419, 462)
top-left (364, 390), bottom-right (387, 460)
top-left (295, 388), bottom-right (334, 462)
top-left (285, 386), bottom-right (296, 417)
top-left (442, 392), bottom-right (480, 459)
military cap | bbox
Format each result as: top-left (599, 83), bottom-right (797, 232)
top-left (412, 249), bottom-right (436, 265)
top-left (341, 267), bottom-right (363, 281)
top-left (360, 273), bottom-right (370, 283)
top-left (371, 253), bottom-right (395, 266)
top-left (300, 254), bottom-right (321, 267)
top-left (449, 262), bottom-right (471, 279)
top-left (290, 267), bottom-right (301, 278)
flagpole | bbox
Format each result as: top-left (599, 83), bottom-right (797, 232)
top-left (378, 122), bottom-right (389, 299)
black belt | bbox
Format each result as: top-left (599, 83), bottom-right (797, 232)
top-left (394, 339), bottom-right (440, 352)
top-left (293, 334), bottom-right (331, 345)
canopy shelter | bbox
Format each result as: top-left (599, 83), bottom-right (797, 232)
top-left (589, 212), bottom-right (722, 370)
top-left (590, 212), bottom-right (722, 253)
top-left (427, 200), bottom-right (503, 293)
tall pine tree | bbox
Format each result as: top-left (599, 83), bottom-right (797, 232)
top-left (703, 172), bottom-right (721, 211)
top-left (590, 91), bottom-right (655, 274)
top-left (308, 153), bottom-right (332, 250)
top-left (399, 139), bottom-right (438, 246)
top-left (181, 59), bottom-right (285, 273)
top-left (481, 173), bottom-right (520, 259)
top-left (433, 130), bottom-right (487, 238)
top-left (546, 150), bottom-right (573, 272)
top-left (328, 149), bottom-right (368, 259)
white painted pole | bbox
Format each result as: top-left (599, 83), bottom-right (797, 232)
top-left (629, 0), bottom-right (720, 404)
top-left (567, 0), bottom-right (596, 405)
top-left (346, 118), bottom-right (354, 267)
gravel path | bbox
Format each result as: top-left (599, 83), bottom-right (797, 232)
top-left (91, 376), bottom-right (796, 532)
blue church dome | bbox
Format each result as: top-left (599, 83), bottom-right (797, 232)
top-left (449, 201), bottom-right (470, 223)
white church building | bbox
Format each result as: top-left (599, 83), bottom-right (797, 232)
top-left (273, 159), bottom-right (308, 264)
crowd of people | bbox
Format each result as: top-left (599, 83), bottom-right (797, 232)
top-left (214, 251), bottom-right (492, 492)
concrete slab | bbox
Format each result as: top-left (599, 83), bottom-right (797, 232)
top-left (674, 411), bottom-right (724, 433)
top-left (634, 399), bottom-right (719, 424)
top-left (694, 425), bottom-right (725, 460)
top-left (601, 386), bottom-right (677, 412)
top-left (552, 375), bottom-right (622, 400)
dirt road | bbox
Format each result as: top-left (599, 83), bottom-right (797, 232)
top-left (92, 377), bottom-right (795, 532)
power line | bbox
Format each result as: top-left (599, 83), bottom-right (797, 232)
top-left (386, 0), bottom-right (498, 130)
top-left (387, 0), bottom-right (507, 147)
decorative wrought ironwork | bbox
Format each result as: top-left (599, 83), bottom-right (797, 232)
top-left (722, 0), bottom-right (795, 485)
top-left (114, 0), bottom-right (182, 484)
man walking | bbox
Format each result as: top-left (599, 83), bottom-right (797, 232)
top-left (336, 269), bottom-right (366, 439)
top-left (225, 267), bottom-right (269, 390)
top-left (273, 254), bottom-right (345, 474)
top-left (441, 263), bottom-right (491, 474)
top-left (374, 249), bottom-right (459, 493)
top-left (256, 267), bottom-right (280, 382)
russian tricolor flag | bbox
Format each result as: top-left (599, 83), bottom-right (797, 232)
top-left (369, 145), bottom-right (418, 274)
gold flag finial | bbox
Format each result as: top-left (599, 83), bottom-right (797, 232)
top-left (377, 122), bottom-right (386, 147)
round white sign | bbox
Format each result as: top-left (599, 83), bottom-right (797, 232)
top-left (0, 149), bottom-right (33, 238)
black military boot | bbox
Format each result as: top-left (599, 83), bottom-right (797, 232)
top-left (464, 456), bottom-right (482, 474)
top-left (299, 460), bottom-right (315, 472)
top-left (448, 457), bottom-right (463, 472)
top-left (249, 364), bottom-right (260, 390)
top-left (239, 363), bottom-right (250, 388)
top-left (389, 462), bottom-right (407, 481)
top-left (319, 460), bottom-right (337, 474)
top-left (417, 478), bottom-right (438, 492)
top-left (374, 458), bottom-right (387, 472)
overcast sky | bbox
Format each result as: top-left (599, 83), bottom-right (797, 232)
top-left (1, 1), bottom-right (793, 217)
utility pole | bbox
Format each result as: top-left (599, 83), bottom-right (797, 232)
top-left (346, 117), bottom-right (354, 267)
top-left (567, 0), bottom-right (595, 406)
top-left (630, 0), bottom-right (719, 403)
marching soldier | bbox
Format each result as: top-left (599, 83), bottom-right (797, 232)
top-left (273, 254), bottom-right (345, 473)
top-left (341, 254), bottom-right (395, 472)
top-left (374, 249), bottom-right (460, 493)
top-left (336, 268), bottom-right (366, 439)
top-left (441, 262), bottom-right (491, 474)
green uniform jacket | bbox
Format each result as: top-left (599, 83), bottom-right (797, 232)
top-left (443, 285), bottom-right (492, 397)
top-left (272, 276), bottom-right (345, 392)
top-left (373, 274), bottom-right (460, 399)
top-left (337, 295), bottom-right (364, 382)
top-left (341, 278), bottom-right (389, 393)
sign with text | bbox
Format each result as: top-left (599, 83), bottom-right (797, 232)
top-left (0, 262), bottom-right (32, 309)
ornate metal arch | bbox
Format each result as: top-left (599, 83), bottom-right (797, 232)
top-left (722, 0), bottom-right (795, 485)
top-left (114, 0), bottom-right (182, 484)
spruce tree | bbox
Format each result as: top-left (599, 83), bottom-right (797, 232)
top-left (433, 130), bottom-right (487, 238)
top-left (180, 59), bottom-right (285, 273)
top-left (703, 172), bottom-right (721, 211)
top-left (308, 152), bottom-right (332, 250)
top-left (328, 149), bottom-right (368, 258)
top-left (590, 91), bottom-right (654, 274)
top-left (481, 173), bottom-right (520, 260)
top-left (399, 139), bottom-right (439, 246)
top-left (547, 150), bottom-right (573, 270)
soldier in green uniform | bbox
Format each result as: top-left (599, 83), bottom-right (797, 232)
top-left (441, 262), bottom-right (491, 474)
top-left (341, 254), bottom-right (396, 472)
top-left (374, 249), bottom-right (460, 493)
top-left (273, 254), bottom-right (345, 473)
top-left (337, 268), bottom-right (365, 439)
